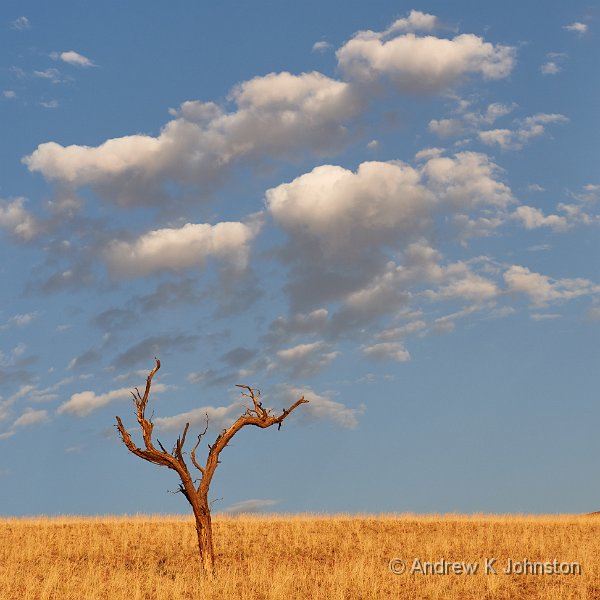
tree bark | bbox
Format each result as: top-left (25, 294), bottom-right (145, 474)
top-left (195, 506), bottom-right (215, 577)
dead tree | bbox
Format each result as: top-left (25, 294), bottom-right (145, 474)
top-left (115, 358), bottom-right (308, 576)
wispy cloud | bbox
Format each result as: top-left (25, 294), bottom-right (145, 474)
top-left (221, 498), bottom-right (279, 514)
top-left (10, 16), bottom-right (30, 31)
top-left (563, 22), bottom-right (588, 36)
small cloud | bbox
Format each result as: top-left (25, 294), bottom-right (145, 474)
top-left (362, 342), bottom-right (411, 362)
top-left (221, 499), bottom-right (279, 514)
top-left (9, 312), bottom-right (39, 327)
top-left (415, 147), bottom-right (444, 161)
top-left (13, 407), bottom-right (48, 428)
top-left (541, 61), bottom-right (560, 75)
top-left (33, 68), bottom-right (62, 81)
top-left (51, 50), bottom-right (95, 67)
top-left (428, 118), bottom-right (463, 138)
top-left (563, 22), bottom-right (588, 36)
top-left (10, 16), bottom-right (31, 31)
top-left (366, 139), bottom-right (379, 151)
top-left (527, 184), bottom-right (545, 192)
top-left (275, 384), bottom-right (364, 429)
top-left (3, 90), bottom-right (16, 99)
top-left (58, 383), bottom-right (167, 417)
top-left (530, 313), bottom-right (561, 321)
top-left (312, 40), bottom-right (332, 52)
top-left (40, 100), bottom-right (59, 109)
top-left (155, 401), bottom-right (241, 432)
top-left (64, 446), bottom-right (82, 454)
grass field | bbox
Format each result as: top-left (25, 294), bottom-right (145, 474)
top-left (1, 513), bottom-right (598, 599)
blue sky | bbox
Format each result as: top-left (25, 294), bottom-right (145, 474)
top-left (1, 1), bottom-right (599, 516)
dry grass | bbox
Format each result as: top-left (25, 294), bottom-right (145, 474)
top-left (1, 513), bottom-right (599, 599)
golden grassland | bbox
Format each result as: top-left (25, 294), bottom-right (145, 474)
top-left (1, 513), bottom-right (599, 599)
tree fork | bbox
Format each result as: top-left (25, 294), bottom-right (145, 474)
top-left (115, 358), bottom-right (308, 576)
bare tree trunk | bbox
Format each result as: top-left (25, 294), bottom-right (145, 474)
top-left (193, 501), bottom-right (215, 577)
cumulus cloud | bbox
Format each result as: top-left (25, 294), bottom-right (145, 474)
top-left (504, 265), bottom-right (600, 307)
top-left (105, 220), bottom-right (259, 278)
top-left (513, 205), bottom-right (569, 231)
top-left (267, 161), bottom-right (431, 259)
top-left (478, 113), bottom-right (568, 150)
top-left (383, 10), bottom-right (440, 34)
top-left (563, 22), bottom-right (588, 36)
top-left (267, 152), bottom-right (512, 312)
top-left (51, 50), bottom-right (95, 67)
top-left (337, 20), bottom-right (515, 93)
top-left (0, 197), bottom-right (41, 241)
top-left (22, 16), bottom-right (517, 209)
top-left (3, 90), bottom-right (17, 99)
top-left (58, 383), bottom-right (167, 416)
top-left (24, 71), bottom-right (364, 205)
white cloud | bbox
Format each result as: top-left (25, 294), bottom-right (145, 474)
top-left (155, 401), bottom-right (241, 432)
top-left (415, 147), bottom-right (444, 161)
top-left (8, 312), bottom-right (39, 327)
top-left (384, 10), bottom-right (440, 34)
top-left (40, 100), bottom-right (59, 109)
top-left (563, 22), bottom-right (588, 36)
top-left (478, 113), bottom-right (568, 150)
top-left (504, 265), bottom-right (600, 307)
top-left (267, 152), bottom-right (512, 315)
top-left (428, 118), bottom-right (463, 137)
top-left (0, 197), bottom-right (41, 241)
top-left (24, 71), bottom-right (364, 204)
top-left (105, 220), bottom-right (259, 277)
top-left (267, 161), bottom-right (431, 258)
top-left (527, 184), bottom-right (545, 192)
top-left (3, 90), bottom-right (16, 99)
top-left (362, 342), bottom-right (410, 362)
top-left (33, 68), bottom-right (62, 82)
top-left (52, 50), bottom-right (95, 67)
top-left (570, 183), bottom-right (600, 204)
top-left (541, 61), bottom-right (560, 75)
top-left (376, 320), bottom-right (427, 341)
top-left (58, 383), bottom-right (167, 416)
top-left (513, 205), bottom-right (569, 231)
top-left (275, 384), bottom-right (364, 429)
top-left (10, 16), bottom-right (30, 30)
top-left (312, 41), bottom-right (332, 52)
top-left (337, 21), bottom-right (515, 93)
top-left (274, 341), bottom-right (339, 377)
top-left (13, 408), bottom-right (48, 428)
